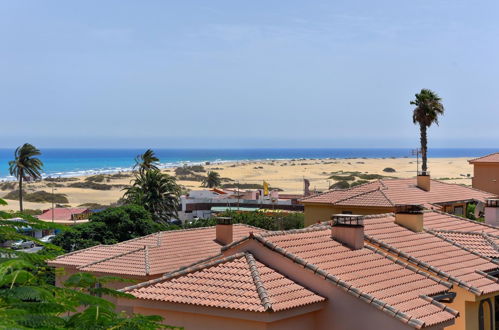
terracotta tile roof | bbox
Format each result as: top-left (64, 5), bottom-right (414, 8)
top-left (469, 152), bottom-right (499, 163)
top-left (429, 230), bottom-right (499, 259)
top-left (37, 208), bottom-right (89, 221)
top-left (48, 224), bottom-right (264, 276)
top-left (122, 252), bottom-right (326, 312)
top-left (249, 227), bottom-right (457, 328)
top-left (362, 212), bottom-right (499, 295)
top-left (300, 178), bottom-right (493, 207)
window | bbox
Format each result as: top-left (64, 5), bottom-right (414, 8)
top-left (453, 206), bottom-right (464, 216)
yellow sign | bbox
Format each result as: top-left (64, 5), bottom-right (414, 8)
top-left (263, 181), bottom-right (269, 196)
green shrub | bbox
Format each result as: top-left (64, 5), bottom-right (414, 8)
top-left (329, 175), bottom-right (356, 181)
top-left (45, 177), bottom-right (78, 182)
top-left (330, 181), bottom-right (350, 189)
top-left (85, 174), bottom-right (106, 183)
top-left (68, 182), bottom-right (113, 190)
top-left (350, 180), bottom-right (370, 187)
top-left (357, 173), bottom-right (385, 180)
top-left (3, 190), bottom-right (69, 203)
top-left (0, 182), bottom-right (16, 190)
top-left (383, 167), bottom-right (396, 173)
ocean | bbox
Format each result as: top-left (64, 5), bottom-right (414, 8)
top-left (0, 148), bottom-right (496, 180)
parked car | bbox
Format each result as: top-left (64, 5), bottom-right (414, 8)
top-left (11, 240), bottom-right (35, 250)
top-left (39, 235), bottom-right (56, 243)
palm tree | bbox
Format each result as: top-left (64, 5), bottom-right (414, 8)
top-left (123, 170), bottom-right (181, 222)
top-left (8, 143), bottom-right (44, 211)
top-left (133, 149), bottom-right (160, 173)
top-left (411, 89), bottom-right (445, 175)
top-left (202, 171), bottom-right (221, 188)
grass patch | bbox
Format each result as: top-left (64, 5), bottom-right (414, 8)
top-left (45, 177), bottom-right (78, 182)
top-left (329, 175), bottom-right (356, 181)
top-left (68, 182), bottom-right (113, 190)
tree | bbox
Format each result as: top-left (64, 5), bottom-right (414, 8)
top-left (134, 149), bottom-right (160, 173)
top-left (8, 143), bottom-right (44, 212)
top-left (123, 170), bottom-right (181, 222)
top-left (0, 210), bottom-right (168, 329)
top-left (202, 171), bottom-right (221, 188)
top-left (52, 204), bottom-right (169, 252)
top-left (411, 89), bottom-right (445, 175)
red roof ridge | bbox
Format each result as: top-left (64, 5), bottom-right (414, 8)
top-left (144, 245), bottom-right (150, 275)
top-left (419, 295), bottom-right (460, 317)
top-left (251, 233), bottom-right (437, 328)
top-left (469, 152), bottom-right (499, 163)
top-left (245, 253), bottom-right (273, 312)
top-left (300, 180), bottom-right (381, 202)
top-left (52, 244), bottom-right (106, 260)
top-left (432, 209), bottom-right (499, 230)
top-left (79, 246), bottom-right (146, 270)
top-left (120, 252), bottom-right (246, 293)
top-left (430, 179), bottom-right (494, 197)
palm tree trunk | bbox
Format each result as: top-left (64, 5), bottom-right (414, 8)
top-left (420, 124), bottom-right (428, 175)
top-left (19, 174), bottom-right (23, 212)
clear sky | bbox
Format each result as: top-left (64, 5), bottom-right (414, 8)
top-left (1, 1), bottom-right (498, 148)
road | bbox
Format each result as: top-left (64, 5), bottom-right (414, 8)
top-left (19, 246), bottom-right (43, 253)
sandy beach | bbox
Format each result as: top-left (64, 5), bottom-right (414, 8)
top-left (0, 157), bottom-right (474, 212)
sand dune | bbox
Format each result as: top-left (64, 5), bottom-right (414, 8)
top-left (0, 157), bottom-right (473, 212)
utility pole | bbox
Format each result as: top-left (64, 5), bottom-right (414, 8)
top-left (237, 181), bottom-right (240, 210)
top-left (51, 185), bottom-right (56, 223)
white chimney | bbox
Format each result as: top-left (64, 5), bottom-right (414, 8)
top-left (484, 198), bottom-right (499, 227)
top-left (216, 217), bottom-right (233, 245)
top-left (331, 214), bottom-right (364, 250)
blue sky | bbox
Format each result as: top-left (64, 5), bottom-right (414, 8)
top-left (1, 1), bottom-right (498, 148)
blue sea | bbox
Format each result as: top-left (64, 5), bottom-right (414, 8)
top-left (0, 148), bottom-right (496, 180)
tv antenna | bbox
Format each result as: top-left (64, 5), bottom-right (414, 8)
top-left (411, 148), bottom-right (421, 174)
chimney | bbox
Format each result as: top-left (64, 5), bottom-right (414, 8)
top-left (394, 204), bottom-right (424, 232)
top-left (417, 172), bottom-right (431, 191)
top-left (216, 217), bottom-right (233, 245)
top-left (484, 198), bottom-right (499, 227)
top-left (331, 214), bottom-right (364, 250)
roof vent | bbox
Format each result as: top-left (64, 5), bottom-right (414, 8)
top-left (485, 198), bottom-right (499, 227)
top-left (394, 204), bottom-right (424, 232)
top-left (216, 217), bottom-right (233, 245)
top-left (331, 214), bottom-right (364, 250)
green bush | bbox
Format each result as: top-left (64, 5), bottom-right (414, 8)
top-left (68, 182), bottom-right (113, 190)
top-left (330, 181), bottom-right (350, 189)
top-left (350, 180), bottom-right (370, 187)
top-left (3, 190), bottom-right (69, 203)
top-left (357, 173), bottom-right (385, 180)
top-left (52, 204), bottom-right (172, 252)
top-left (185, 211), bottom-right (304, 231)
top-left (85, 174), bottom-right (106, 183)
top-left (383, 167), bottom-right (396, 173)
top-left (329, 175), bottom-right (356, 181)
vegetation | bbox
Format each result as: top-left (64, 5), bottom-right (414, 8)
top-left (186, 211), bottom-right (304, 231)
top-left (0, 209), bottom-right (170, 329)
top-left (329, 175), bottom-right (356, 181)
top-left (350, 180), bottom-right (370, 187)
top-left (68, 182), bottom-right (114, 190)
top-left (383, 167), bottom-right (396, 173)
top-left (85, 174), bottom-right (107, 183)
top-left (202, 171), bottom-right (222, 188)
top-left (8, 143), bottom-right (44, 211)
top-left (0, 182), bottom-right (17, 190)
top-left (52, 204), bottom-right (169, 252)
top-left (45, 177), bottom-right (78, 182)
top-left (134, 149), bottom-right (160, 173)
top-left (123, 170), bottom-right (181, 222)
top-left (330, 181), bottom-right (350, 189)
top-left (220, 183), bottom-right (282, 191)
top-left (3, 190), bottom-right (68, 204)
top-left (411, 89), bottom-right (445, 174)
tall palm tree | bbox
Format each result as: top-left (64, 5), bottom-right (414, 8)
top-left (202, 171), bottom-right (221, 188)
top-left (8, 143), bottom-right (44, 211)
top-left (411, 89), bottom-right (445, 175)
top-left (133, 149), bottom-right (160, 173)
top-left (123, 170), bottom-right (180, 222)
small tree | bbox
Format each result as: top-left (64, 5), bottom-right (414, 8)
top-left (134, 149), bottom-right (160, 173)
top-left (202, 171), bottom-right (221, 188)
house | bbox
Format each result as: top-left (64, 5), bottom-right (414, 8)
top-left (469, 153), bottom-right (499, 196)
top-left (118, 203), bottom-right (499, 330)
top-left (116, 214), bottom-right (459, 330)
top-left (47, 223), bottom-right (265, 287)
top-left (300, 176), bottom-right (494, 226)
top-left (178, 189), bottom-right (303, 221)
top-left (37, 208), bottom-right (92, 225)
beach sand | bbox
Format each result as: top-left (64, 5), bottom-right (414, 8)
top-left (0, 157), bottom-right (474, 212)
